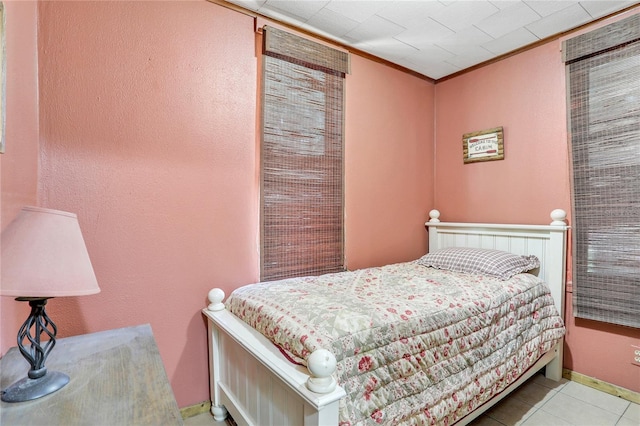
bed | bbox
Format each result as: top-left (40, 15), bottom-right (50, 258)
top-left (202, 209), bottom-right (569, 425)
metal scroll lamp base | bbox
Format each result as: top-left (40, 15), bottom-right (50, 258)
top-left (1, 297), bottom-right (69, 403)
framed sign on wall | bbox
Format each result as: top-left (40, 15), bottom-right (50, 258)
top-left (462, 127), bottom-right (504, 164)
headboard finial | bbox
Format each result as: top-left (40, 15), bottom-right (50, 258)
top-left (550, 209), bottom-right (567, 226)
top-left (428, 210), bottom-right (440, 223)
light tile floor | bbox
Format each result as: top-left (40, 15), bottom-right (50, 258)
top-left (184, 372), bottom-right (640, 426)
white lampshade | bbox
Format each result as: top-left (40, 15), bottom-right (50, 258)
top-left (1, 206), bottom-right (100, 298)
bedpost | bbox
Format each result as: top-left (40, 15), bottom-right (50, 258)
top-left (206, 289), bottom-right (229, 421)
top-left (427, 210), bottom-right (440, 253)
top-left (546, 209), bottom-right (568, 318)
top-left (545, 209), bottom-right (569, 381)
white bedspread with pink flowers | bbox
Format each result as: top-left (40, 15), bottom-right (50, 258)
top-left (225, 261), bottom-right (565, 426)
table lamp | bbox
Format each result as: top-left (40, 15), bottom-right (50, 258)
top-left (0, 206), bottom-right (100, 402)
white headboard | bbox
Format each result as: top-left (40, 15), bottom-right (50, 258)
top-left (425, 209), bottom-right (570, 319)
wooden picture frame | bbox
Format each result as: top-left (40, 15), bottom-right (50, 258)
top-left (462, 127), bottom-right (504, 164)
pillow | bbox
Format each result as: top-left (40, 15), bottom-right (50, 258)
top-left (417, 247), bottom-right (540, 280)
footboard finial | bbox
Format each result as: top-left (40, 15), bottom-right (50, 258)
top-left (550, 209), bottom-right (567, 226)
top-left (207, 288), bottom-right (226, 311)
top-left (429, 209), bottom-right (440, 223)
top-left (306, 349), bottom-right (337, 394)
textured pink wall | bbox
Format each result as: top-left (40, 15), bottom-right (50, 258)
top-left (345, 56), bottom-right (434, 270)
top-left (27, 0), bottom-right (435, 408)
top-left (434, 42), bottom-right (570, 225)
top-left (36, 1), bottom-right (259, 407)
top-left (434, 12), bottom-right (639, 392)
top-left (564, 291), bottom-right (639, 392)
top-left (0, 1), bottom-right (40, 352)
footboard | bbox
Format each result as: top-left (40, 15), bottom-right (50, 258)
top-left (202, 289), bottom-right (346, 426)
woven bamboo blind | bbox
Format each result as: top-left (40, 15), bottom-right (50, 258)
top-left (564, 13), bottom-right (640, 328)
top-left (260, 27), bottom-right (349, 281)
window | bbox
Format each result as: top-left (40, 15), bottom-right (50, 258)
top-left (260, 27), bottom-right (349, 281)
top-left (564, 13), bottom-right (640, 328)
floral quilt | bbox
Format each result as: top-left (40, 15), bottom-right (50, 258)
top-left (225, 261), bottom-right (565, 426)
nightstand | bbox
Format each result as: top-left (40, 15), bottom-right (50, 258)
top-left (1, 324), bottom-right (183, 425)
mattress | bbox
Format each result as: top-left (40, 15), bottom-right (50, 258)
top-left (225, 261), bottom-right (566, 425)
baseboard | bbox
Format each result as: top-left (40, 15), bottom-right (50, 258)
top-left (180, 401), bottom-right (211, 419)
top-left (563, 368), bottom-right (640, 404)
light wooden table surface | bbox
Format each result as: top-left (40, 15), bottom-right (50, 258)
top-left (1, 324), bottom-right (183, 425)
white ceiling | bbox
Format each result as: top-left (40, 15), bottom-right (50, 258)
top-left (224, 0), bottom-right (639, 80)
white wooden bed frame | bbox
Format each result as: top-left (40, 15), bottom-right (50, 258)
top-left (203, 209), bottom-right (569, 425)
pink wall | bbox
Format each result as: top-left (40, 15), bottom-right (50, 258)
top-left (0, 0), bottom-right (434, 408)
top-left (345, 55), bottom-right (434, 269)
top-left (0, 1), bottom-right (40, 351)
top-left (35, 1), bottom-right (259, 407)
top-left (434, 10), bottom-right (640, 393)
top-left (434, 41), bottom-right (570, 225)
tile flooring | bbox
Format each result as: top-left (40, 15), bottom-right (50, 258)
top-left (184, 372), bottom-right (640, 426)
